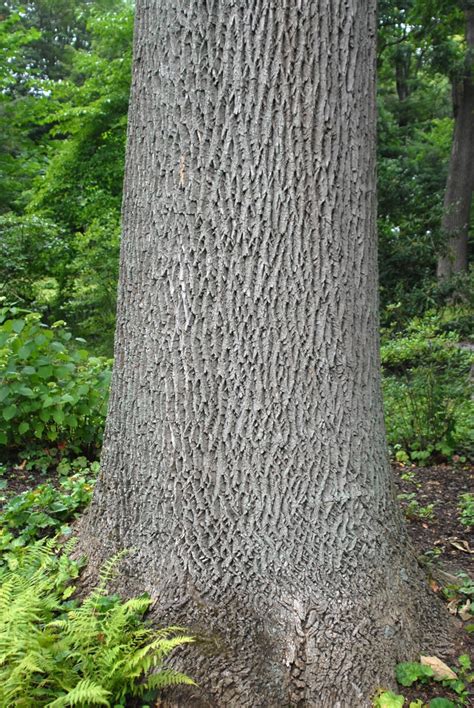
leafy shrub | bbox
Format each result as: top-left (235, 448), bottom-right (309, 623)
top-left (0, 306), bottom-right (111, 453)
top-left (0, 539), bottom-right (194, 706)
top-left (381, 315), bottom-right (473, 461)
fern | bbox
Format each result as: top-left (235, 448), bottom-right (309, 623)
top-left (48, 679), bottom-right (111, 707)
top-left (145, 668), bottom-right (196, 690)
top-left (0, 539), bottom-right (195, 706)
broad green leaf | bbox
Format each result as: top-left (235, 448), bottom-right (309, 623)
top-left (34, 423), bottom-right (44, 438)
top-left (396, 662), bottom-right (434, 687)
top-left (17, 344), bottom-right (34, 359)
top-left (67, 415), bottom-right (78, 428)
top-left (12, 319), bottom-right (25, 333)
top-left (374, 691), bottom-right (405, 708)
top-left (52, 409), bottom-right (65, 425)
top-left (51, 341), bottom-right (65, 352)
top-left (3, 405), bottom-right (17, 421)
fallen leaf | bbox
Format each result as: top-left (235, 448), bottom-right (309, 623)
top-left (459, 601), bottom-right (472, 622)
top-left (448, 537), bottom-right (473, 554)
top-left (446, 599), bottom-right (459, 615)
top-left (420, 656), bottom-right (457, 680)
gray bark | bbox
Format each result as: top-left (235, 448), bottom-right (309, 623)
top-left (78, 1), bottom-right (452, 705)
top-left (437, 9), bottom-right (474, 279)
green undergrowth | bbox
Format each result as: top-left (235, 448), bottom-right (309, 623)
top-left (0, 456), bottom-right (98, 557)
top-left (381, 313), bottom-right (473, 464)
top-left (457, 493), bottom-right (474, 529)
top-left (0, 452), bottom-right (195, 706)
top-left (0, 539), bottom-right (194, 707)
top-left (374, 655), bottom-right (474, 707)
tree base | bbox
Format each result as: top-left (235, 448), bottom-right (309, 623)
top-left (75, 525), bottom-right (454, 707)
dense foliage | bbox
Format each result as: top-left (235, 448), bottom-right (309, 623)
top-left (0, 306), bottom-right (111, 454)
top-left (0, 1), bottom-right (133, 353)
top-left (381, 314), bottom-right (473, 462)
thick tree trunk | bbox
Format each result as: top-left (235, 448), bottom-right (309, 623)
top-left (437, 9), bottom-right (474, 279)
top-left (78, 1), bottom-right (452, 705)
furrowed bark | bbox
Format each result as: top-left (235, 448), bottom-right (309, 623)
top-left (78, 1), bottom-right (453, 704)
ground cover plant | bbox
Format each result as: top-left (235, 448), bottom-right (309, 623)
top-left (0, 539), bottom-right (194, 707)
top-left (373, 654), bottom-right (474, 707)
top-left (381, 313), bottom-right (473, 464)
top-left (0, 457), bottom-right (98, 556)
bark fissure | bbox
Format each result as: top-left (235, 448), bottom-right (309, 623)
top-left (79, 1), bottom-right (453, 704)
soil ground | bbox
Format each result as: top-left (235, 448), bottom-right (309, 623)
top-left (393, 461), bottom-right (473, 706)
top-left (394, 462), bottom-right (474, 577)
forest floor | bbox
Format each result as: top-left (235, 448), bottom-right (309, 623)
top-left (394, 461), bottom-right (474, 706)
top-left (394, 461), bottom-right (474, 576)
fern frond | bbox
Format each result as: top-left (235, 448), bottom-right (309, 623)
top-left (0, 539), bottom-right (195, 705)
top-left (93, 549), bottom-right (128, 599)
top-left (144, 669), bottom-right (196, 690)
top-left (143, 635), bottom-right (195, 665)
top-left (47, 678), bottom-right (111, 707)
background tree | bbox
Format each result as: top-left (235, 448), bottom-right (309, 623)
top-left (78, 2), bottom-right (452, 704)
top-left (377, 0), bottom-right (474, 314)
top-left (428, 2), bottom-right (474, 278)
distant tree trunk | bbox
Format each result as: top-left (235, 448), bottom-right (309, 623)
top-left (437, 9), bottom-right (474, 279)
top-left (394, 45), bottom-right (412, 126)
top-left (78, 1), bottom-right (452, 704)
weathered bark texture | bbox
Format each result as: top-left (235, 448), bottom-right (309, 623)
top-left (437, 9), bottom-right (474, 279)
top-left (79, 1), bottom-right (452, 705)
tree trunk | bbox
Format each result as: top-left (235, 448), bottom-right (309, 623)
top-left (437, 9), bottom-right (474, 279)
top-left (394, 45), bottom-right (412, 126)
top-left (78, 1), bottom-right (452, 704)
